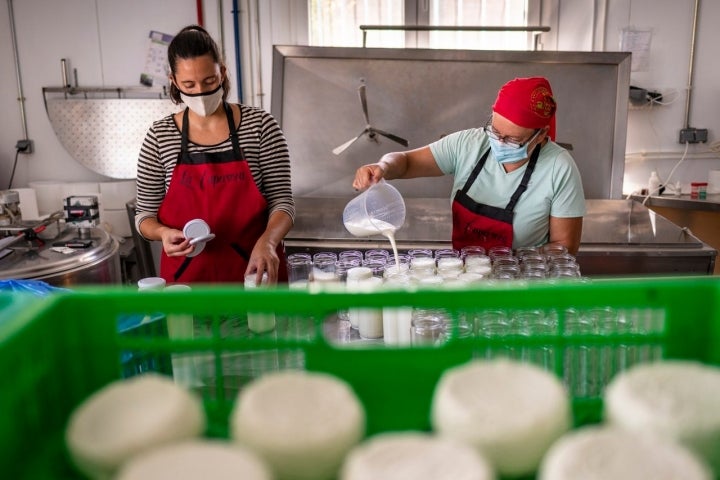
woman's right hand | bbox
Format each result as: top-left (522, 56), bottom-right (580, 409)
top-left (352, 163), bottom-right (386, 191)
top-left (160, 227), bottom-right (194, 257)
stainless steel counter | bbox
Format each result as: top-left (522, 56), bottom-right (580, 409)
top-left (285, 197), bottom-right (717, 276)
top-left (630, 193), bottom-right (720, 212)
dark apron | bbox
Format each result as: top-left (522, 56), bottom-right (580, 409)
top-left (157, 103), bottom-right (287, 283)
top-left (451, 145), bottom-right (540, 252)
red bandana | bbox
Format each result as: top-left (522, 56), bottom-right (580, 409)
top-left (492, 77), bottom-right (557, 140)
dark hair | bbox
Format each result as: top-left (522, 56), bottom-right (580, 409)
top-left (167, 25), bottom-right (230, 104)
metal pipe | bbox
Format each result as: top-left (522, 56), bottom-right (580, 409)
top-left (7, 0), bottom-right (29, 140)
top-left (61, 58), bottom-right (70, 87)
top-left (217, 0), bottom-right (225, 61)
top-left (360, 24), bottom-right (551, 48)
top-left (196, 0), bottom-right (204, 26)
top-left (232, 0), bottom-right (244, 102)
top-left (253, 0), bottom-right (264, 108)
top-left (683, 0), bottom-right (701, 129)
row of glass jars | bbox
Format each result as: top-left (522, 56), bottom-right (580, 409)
top-left (287, 244), bottom-right (583, 286)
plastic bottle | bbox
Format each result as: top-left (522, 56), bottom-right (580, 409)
top-left (648, 171), bottom-right (661, 196)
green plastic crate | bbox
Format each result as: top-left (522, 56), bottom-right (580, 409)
top-left (1, 276), bottom-right (719, 479)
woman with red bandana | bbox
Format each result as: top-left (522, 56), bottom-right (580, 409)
top-left (135, 25), bottom-right (294, 284)
top-left (352, 77), bottom-right (585, 255)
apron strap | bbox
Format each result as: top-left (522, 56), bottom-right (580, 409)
top-left (460, 148), bottom-right (491, 195)
top-left (505, 144), bottom-right (541, 212)
top-left (459, 143), bottom-right (542, 213)
top-left (223, 102), bottom-right (242, 158)
top-left (174, 256), bottom-right (193, 282)
top-left (180, 103), bottom-right (243, 159)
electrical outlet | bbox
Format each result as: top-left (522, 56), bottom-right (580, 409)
top-left (15, 139), bottom-right (34, 154)
top-left (679, 128), bottom-right (708, 144)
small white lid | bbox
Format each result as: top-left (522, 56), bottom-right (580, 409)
top-left (183, 219), bottom-right (211, 239)
top-left (164, 284), bottom-right (192, 291)
top-left (137, 277), bottom-right (166, 291)
top-left (189, 233), bottom-right (215, 245)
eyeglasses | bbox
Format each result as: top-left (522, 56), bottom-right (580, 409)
top-left (483, 121), bottom-right (541, 149)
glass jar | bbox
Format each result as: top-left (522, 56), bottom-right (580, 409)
top-left (338, 250), bottom-right (365, 263)
top-left (286, 254), bottom-right (313, 289)
top-left (364, 249), bottom-right (390, 262)
top-left (244, 272), bottom-right (276, 334)
top-left (410, 256), bottom-right (437, 277)
top-left (437, 257), bottom-right (464, 279)
top-left (488, 245), bottom-right (513, 261)
top-left (410, 308), bottom-right (448, 346)
top-left (460, 245), bottom-right (486, 258)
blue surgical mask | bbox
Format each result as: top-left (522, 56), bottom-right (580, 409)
top-left (488, 129), bottom-right (541, 164)
top-left (489, 136), bottom-right (531, 164)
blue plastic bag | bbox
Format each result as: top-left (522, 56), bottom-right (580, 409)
top-left (0, 279), bottom-right (70, 296)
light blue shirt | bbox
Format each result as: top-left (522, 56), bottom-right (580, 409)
top-left (429, 128), bottom-right (586, 249)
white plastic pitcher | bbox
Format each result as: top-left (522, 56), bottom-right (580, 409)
top-left (343, 179), bottom-right (406, 237)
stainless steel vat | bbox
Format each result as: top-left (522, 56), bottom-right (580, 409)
top-left (0, 226), bottom-right (121, 286)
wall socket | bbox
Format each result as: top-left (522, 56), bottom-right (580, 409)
top-left (15, 139), bottom-right (34, 154)
top-left (679, 128), bottom-right (708, 144)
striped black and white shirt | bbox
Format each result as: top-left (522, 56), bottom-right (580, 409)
top-left (135, 104), bottom-right (295, 235)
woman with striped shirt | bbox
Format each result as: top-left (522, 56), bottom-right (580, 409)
top-left (135, 25), bottom-right (294, 284)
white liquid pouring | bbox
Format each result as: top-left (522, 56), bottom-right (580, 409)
top-left (344, 218), bottom-right (400, 267)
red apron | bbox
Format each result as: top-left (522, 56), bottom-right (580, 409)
top-left (451, 145), bottom-right (540, 252)
top-left (158, 103), bottom-right (287, 283)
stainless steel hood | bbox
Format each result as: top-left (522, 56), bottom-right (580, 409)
top-left (272, 46), bottom-right (631, 200)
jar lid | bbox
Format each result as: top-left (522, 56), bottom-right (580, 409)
top-left (183, 218), bottom-right (211, 239)
top-left (183, 219), bottom-right (213, 258)
top-left (138, 276), bottom-right (166, 290)
top-left (691, 182), bottom-right (708, 186)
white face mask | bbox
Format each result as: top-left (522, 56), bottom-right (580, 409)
top-left (179, 84), bottom-right (224, 117)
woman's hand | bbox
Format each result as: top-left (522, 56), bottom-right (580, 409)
top-left (160, 227), bottom-right (194, 257)
top-left (246, 234), bottom-right (281, 284)
top-left (352, 163), bottom-right (386, 191)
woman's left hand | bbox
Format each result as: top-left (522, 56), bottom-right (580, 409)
top-left (246, 236), bottom-right (280, 284)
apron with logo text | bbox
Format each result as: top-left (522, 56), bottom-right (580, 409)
top-left (158, 103), bottom-right (287, 283)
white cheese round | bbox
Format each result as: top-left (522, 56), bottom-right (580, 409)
top-left (604, 360), bottom-right (720, 472)
top-left (340, 432), bottom-right (494, 480)
top-left (431, 359), bottom-right (570, 477)
top-left (115, 440), bottom-right (272, 480)
top-left (538, 426), bottom-right (712, 480)
top-left (65, 373), bottom-right (205, 479)
top-left (231, 370), bottom-right (365, 480)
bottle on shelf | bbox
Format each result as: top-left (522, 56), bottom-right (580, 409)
top-left (648, 171), bottom-right (661, 196)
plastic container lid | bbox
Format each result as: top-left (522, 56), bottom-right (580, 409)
top-left (137, 277), bottom-right (166, 291)
top-left (183, 219), bottom-right (211, 239)
top-left (183, 219), bottom-right (213, 258)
